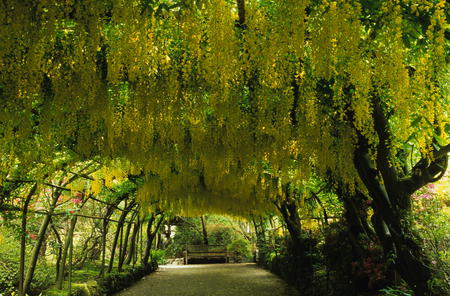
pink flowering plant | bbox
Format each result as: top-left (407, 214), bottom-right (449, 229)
top-left (351, 239), bottom-right (386, 290)
top-left (410, 178), bottom-right (450, 293)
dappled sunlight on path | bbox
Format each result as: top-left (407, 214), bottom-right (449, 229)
top-left (114, 263), bottom-right (300, 296)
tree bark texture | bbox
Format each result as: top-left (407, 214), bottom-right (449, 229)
top-left (24, 189), bottom-right (61, 295)
top-left (143, 214), bottom-right (164, 266)
top-left (200, 215), bottom-right (208, 245)
top-left (118, 211), bottom-right (137, 271)
top-left (18, 184), bottom-right (37, 296)
top-left (350, 95), bottom-right (449, 296)
top-left (107, 202), bottom-right (136, 273)
top-left (56, 216), bottom-right (78, 289)
top-left (125, 215), bottom-right (141, 266)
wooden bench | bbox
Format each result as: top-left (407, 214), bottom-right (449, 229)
top-left (184, 245), bottom-right (229, 264)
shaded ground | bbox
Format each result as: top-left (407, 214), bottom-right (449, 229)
top-left (114, 263), bottom-right (300, 296)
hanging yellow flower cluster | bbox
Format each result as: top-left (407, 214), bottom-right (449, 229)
top-left (0, 0), bottom-right (448, 215)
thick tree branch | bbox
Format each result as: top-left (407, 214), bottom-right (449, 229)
top-left (371, 99), bottom-right (399, 193)
top-left (310, 191), bottom-right (329, 225)
top-left (401, 144), bottom-right (449, 195)
top-left (68, 170), bottom-right (95, 181)
top-left (89, 196), bottom-right (129, 212)
top-left (433, 143), bottom-right (450, 159)
top-left (236, 0), bottom-right (245, 27)
top-left (5, 179), bottom-right (71, 191)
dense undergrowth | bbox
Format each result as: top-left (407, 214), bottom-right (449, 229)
top-left (1, 181), bottom-right (448, 296)
top-left (258, 184), bottom-right (450, 296)
top-left (0, 227), bottom-right (54, 296)
top-left (0, 229), bottom-right (159, 296)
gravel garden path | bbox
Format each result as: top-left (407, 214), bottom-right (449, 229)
top-left (114, 263), bottom-right (300, 296)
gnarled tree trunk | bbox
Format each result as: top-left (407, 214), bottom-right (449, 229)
top-left (351, 96), bottom-right (449, 296)
top-left (143, 213), bottom-right (164, 266)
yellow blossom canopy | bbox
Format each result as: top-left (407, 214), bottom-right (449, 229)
top-left (0, 0), bottom-right (448, 215)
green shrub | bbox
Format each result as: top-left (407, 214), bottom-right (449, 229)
top-left (151, 249), bottom-right (166, 265)
top-left (70, 286), bottom-right (86, 296)
top-left (411, 183), bottom-right (450, 294)
top-left (97, 263), bottom-right (156, 295)
top-left (165, 222), bottom-right (203, 257)
top-left (322, 222), bottom-right (387, 295)
top-left (379, 286), bottom-right (413, 296)
top-left (29, 266), bottom-right (54, 295)
top-left (228, 239), bottom-right (251, 262)
top-left (208, 226), bottom-right (236, 246)
top-left (0, 227), bottom-right (54, 296)
top-left (0, 260), bottom-right (17, 296)
top-left (0, 227), bottom-right (19, 295)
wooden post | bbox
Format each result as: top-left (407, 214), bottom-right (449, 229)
top-left (19, 184), bottom-right (37, 296)
top-left (24, 197), bottom-right (58, 294)
top-left (68, 231), bottom-right (73, 296)
top-left (139, 219), bottom-right (143, 265)
top-left (226, 246), bottom-right (229, 263)
top-left (57, 216), bottom-right (78, 289)
top-left (100, 217), bottom-right (106, 276)
top-left (134, 218), bottom-right (140, 266)
top-left (118, 220), bottom-right (123, 270)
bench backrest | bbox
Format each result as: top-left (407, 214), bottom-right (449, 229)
top-left (186, 244), bottom-right (227, 253)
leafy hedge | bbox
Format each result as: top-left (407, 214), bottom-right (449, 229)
top-left (96, 261), bottom-right (157, 295)
top-left (150, 249), bottom-right (166, 265)
top-left (0, 258), bottom-right (17, 295)
top-left (228, 239), bottom-right (252, 262)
